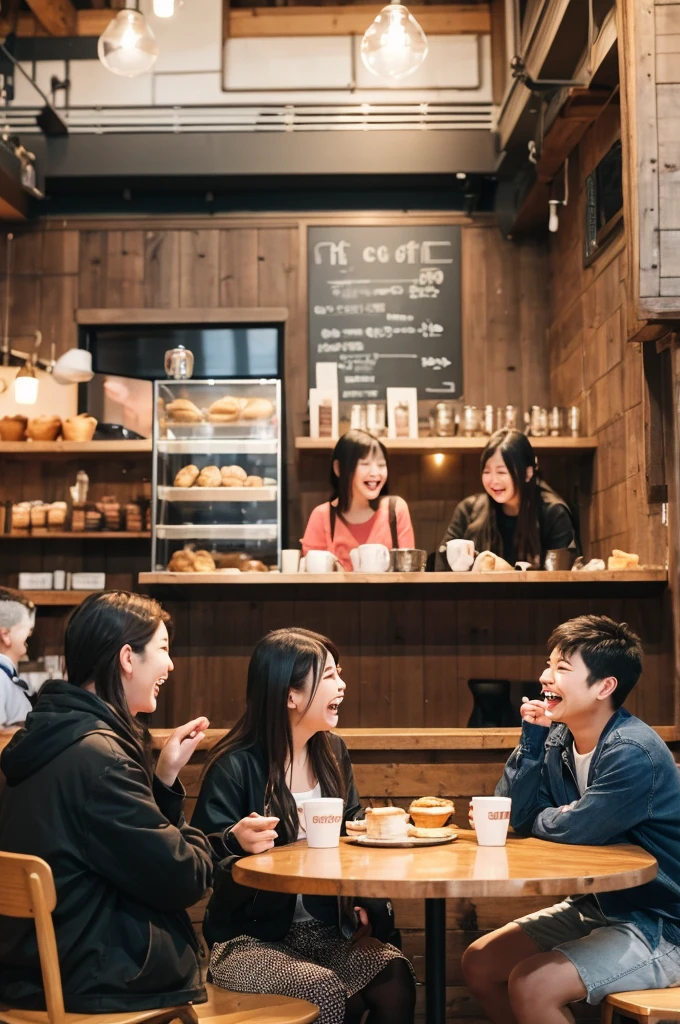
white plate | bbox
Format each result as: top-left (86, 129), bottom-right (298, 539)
top-left (350, 832), bottom-right (458, 848)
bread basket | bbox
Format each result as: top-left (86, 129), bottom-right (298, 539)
top-left (0, 415), bottom-right (28, 441)
top-left (62, 414), bottom-right (97, 442)
top-left (27, 415), bottom-right (62, 442)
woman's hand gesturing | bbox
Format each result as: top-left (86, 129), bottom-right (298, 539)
top-left (155, 716), bottom-right (210, 788)
top-left (230, 812), bottom-right (280, 854)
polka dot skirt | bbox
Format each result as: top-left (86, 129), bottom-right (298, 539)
top-left (209, 920), bottom-right (413, 1024)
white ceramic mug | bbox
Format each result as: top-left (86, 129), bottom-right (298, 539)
top-left (471, 796), bottom-right (512, 847)
top-left (305, 550), bottom-right (337, 574)
top-left (446, 538), bottom-right (475, 572)
top-left (281, 549), bottom-right (301, 574)
top-left (349, 543), bottom-right (391, 573)
top-left (300, 797), bottom-right (344, 848)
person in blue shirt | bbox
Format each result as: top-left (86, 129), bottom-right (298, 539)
top-left (0, 587), bottom-right (34, 728)
top-left (461, 614), bottom-right (680, 1024)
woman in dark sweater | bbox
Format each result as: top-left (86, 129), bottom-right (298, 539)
top-left (0, 592), bottom-right (213, 1013)
top-left (435, 429), bottom-right (578, 570)
top-left (192, 627), bottom-right (415, 1024)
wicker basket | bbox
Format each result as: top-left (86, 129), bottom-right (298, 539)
top-left (0, 416), bottom-right (28, 441)
top-left (27, 416), bottom-right (62, 442)
top-left (62, 414), bottom-right (97, 442)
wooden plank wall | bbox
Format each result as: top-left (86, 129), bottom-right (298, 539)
top-left (547, 103), bottom-right (668, 565)
top-left (656, 2), bottom-right (680, 294)
top-left (0, 217), bottom-right (550, 553)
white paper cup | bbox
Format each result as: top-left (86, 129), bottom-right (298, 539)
top-left (471, 796), bottom-right (512, 846)
top-left (446, 538), bottom-right (475, 572)
top-left (281, 549), bottom-right (301, 574)
top-left (301, 797), bottom-right (344, 848)
top-left (305, 550), bottom-right (336, 574)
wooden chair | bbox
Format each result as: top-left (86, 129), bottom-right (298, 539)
top-left (0, 851), bottom-right (318, 1024)
top-left (602, 988), bottom-right (680, 1023)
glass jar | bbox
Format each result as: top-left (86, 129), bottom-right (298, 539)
top-left (429, 402), bottom-right (456, 437)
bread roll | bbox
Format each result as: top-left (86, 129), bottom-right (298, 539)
top-left (241, 398), bottom-right (274, 421)
top-left (612, 549), bottom-right (639, 565)
top-left (208, 396), bottom-right (240, 420)
top-left (193, 549), bottom-right (216, 572)
top-left (240, 559), bottom-right (268, 573)
top-left (245, 475), bottom-right (264, 488)
top-left (196, 466), bottom-right (222, 488)
top-left (213, 551), bottom-right (249, 569)
top-left (221, 464), bottom-right (247, 482)
top-left (174, 465), bottom-right (200, 488)
top-left (168, 550), bottom-right (195, 572)
top-left (166, 399), bottom-right (203, 423)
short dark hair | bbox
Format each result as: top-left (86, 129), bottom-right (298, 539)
top-left (547, 615), bottom-right (643, 709)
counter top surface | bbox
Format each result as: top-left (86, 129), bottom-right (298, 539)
top-left (139, 569), bottom-right (668, 586)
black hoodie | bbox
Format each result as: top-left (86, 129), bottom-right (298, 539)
top-left (0, 681), bottom-right (213, 1013)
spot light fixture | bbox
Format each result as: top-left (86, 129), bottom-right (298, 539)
top-left (98, 0), bottom-right (159, 78)
top-left (360, 0), bottom-right (428, 81)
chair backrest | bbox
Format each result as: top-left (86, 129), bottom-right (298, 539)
top-left (0, 851), bottom-right (66, 1024)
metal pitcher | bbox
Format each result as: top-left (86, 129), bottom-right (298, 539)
top-left (164, 346), bottom-right (194, 380)
top-left (389, 548), bottom-right (427, 572)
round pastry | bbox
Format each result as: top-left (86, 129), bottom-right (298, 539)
top-left (220, 465), bottom-right (247, 483)
top-left (166, 399), bottom-right (203, 423)
top-left (27, 415), bottom-right (61, 441)
top-left (208, 396), bottom-right (240, 422)
top-left (409, 797), bottom-right (455, 829)
top-left (365, 807), bottom-right (409, 840)
top-left (240, 559), bottom-right (268, 573)
top-left (196, 466), bottom-right (222, 488)
top-left (174, 465), bottom-right (200, 488)
top-left (193, 549), bottom-right (216, 572)
top-left (168, 550), bottom-right (195, 573)
top-left (345, 819), bottom-right (367, 833)
top-left (407, 825), bottom-right (456, 840)
top-left (0, 415), bottom-right (27, 441)
top-left (245, 475), bottom-right (264, 488)
top-left (241, 398), bottom-right (274, 421)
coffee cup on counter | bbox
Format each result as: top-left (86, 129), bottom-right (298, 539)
top-left (446, 539), bottom-right (475, 572)
top-left (304, 550), bottom-right (338, 574)
top-left (390, 548), bottom-right (427, 572)
top-left (544, 548), bottom-right (575, 571)
top-left (350, 543), bottom-right (391, 573)
top-left (281, 549), bottom-right (302, 574)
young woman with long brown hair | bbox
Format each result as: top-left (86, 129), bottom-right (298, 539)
top-left (192, 627), bottom-right (415, 1024)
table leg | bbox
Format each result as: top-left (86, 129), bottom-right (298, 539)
top-left (425, 897), bottom-right (446, 1024)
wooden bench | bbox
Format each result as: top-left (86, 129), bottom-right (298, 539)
top-left (602, 989), bottom-right (680, 1023)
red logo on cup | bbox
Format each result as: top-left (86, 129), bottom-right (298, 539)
top-left (487, 810), bottom-right (510, 820)
top-left (312, 814), bottom-right (342, 824)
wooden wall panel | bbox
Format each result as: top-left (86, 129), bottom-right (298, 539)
top-left (547, 106), bottom-right (668, 566)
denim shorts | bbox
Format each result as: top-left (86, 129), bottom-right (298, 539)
top-left (516, 895), bottom-right (680, 1005)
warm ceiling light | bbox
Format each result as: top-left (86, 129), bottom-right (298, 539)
top-left (14, 362), bottom-right (38, 405)
top-left (361, 0), bottom-right (428, 81)
top-left (153, 0), bottom-right (174, 17)
top-left (98, 3), bottom-right (159, 77)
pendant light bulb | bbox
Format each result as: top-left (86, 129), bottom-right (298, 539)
top-left (360, 0), bottom-right (428, 81)
top-left (98, 7), bottom-right (159, 78)
top-left (14, 362), bottom-right (38, 405)
top-left (153, 0), bottom-right (174, 18)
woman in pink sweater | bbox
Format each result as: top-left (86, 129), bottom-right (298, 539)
top-left (301, 430), bottom-right (415, 571)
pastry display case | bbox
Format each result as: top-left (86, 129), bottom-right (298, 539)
top-left (151, 379), bottom-right (282, 573)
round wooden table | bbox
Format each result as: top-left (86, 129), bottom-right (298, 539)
top-left (233, 831), bottom-right (657, 1024)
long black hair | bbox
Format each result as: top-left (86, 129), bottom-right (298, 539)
top-left (468, 429), bottom-right (541, 563)
top-left (330, 429), bottom-right (389, 514)
top-left (204, 627), bottom-right (346, 843)
top-left (64, 591), bottom-right (172, 775)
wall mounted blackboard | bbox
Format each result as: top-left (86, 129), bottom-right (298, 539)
top-left (308, 225), bottom-right (462, 401)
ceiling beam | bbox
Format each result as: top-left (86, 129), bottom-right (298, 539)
top-left (23, 0), bottom-right (76, 36)
top-left (0, 8), bottom-right (112, 38)
top-left (227, 3), bottom-right (490, 38)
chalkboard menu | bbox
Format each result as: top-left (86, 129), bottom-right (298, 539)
top-left (308, 225), bottom-right (462, 401)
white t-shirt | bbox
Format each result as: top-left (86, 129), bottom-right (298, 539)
top-left (0, 657), bottom-right (32, 728)
top-left (572, 744), bottom-right (595, 796)
top-left (291, 781), bottom-right (322, 923)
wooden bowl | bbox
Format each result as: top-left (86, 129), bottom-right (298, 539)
top-left (0, 415), bottom-right (28, 441)
top-left (62, 414), bottom-right (97, 442)
top-left (27, 416), bottom-right (62, 442)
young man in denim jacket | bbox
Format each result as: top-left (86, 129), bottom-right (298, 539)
top-left (462, 615), bottom-right (680, 1024)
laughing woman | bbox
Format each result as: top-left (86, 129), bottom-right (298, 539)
top-left (192, 628), bottom-right (415, 1024)
top-left (0, 592), bottom-right (212, 1012)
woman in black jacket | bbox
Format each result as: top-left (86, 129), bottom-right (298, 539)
top-left (0, 591), bottom-right (213, 1013)
top-left (192, 627), bottom-right (415, 1024)
top-left (435, 428), bottom-right (578, 569)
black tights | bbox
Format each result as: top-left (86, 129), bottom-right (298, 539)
top-left (344, 958), bottom-right (416, 1024)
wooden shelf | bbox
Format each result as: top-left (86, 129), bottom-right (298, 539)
top-left (139, 569), bottom-right (667, 586)
top-left (24, 590), bottom-right (96, 606)
top-left (0, 440), bottom-right (152, 455)
top-left (295, 436), bottom-right (597, 453)
top-left (1, 532), bottom-right (150, 540)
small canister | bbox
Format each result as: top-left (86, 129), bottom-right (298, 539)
top-left (483, 404), bottom-right (494, 435)
top-left (164, 345), bottom-right (194, 380)
top-left (461, 406), bottom-right (480, 437)
top-left (429, 402), bottom-right (456, 437)
top-left (568, 406), bottom-right (580, 437)
top-left (350, 404), bottom-right (365, 431)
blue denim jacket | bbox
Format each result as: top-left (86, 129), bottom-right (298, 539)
top-left (496, 707), bottom-right (680, 947)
